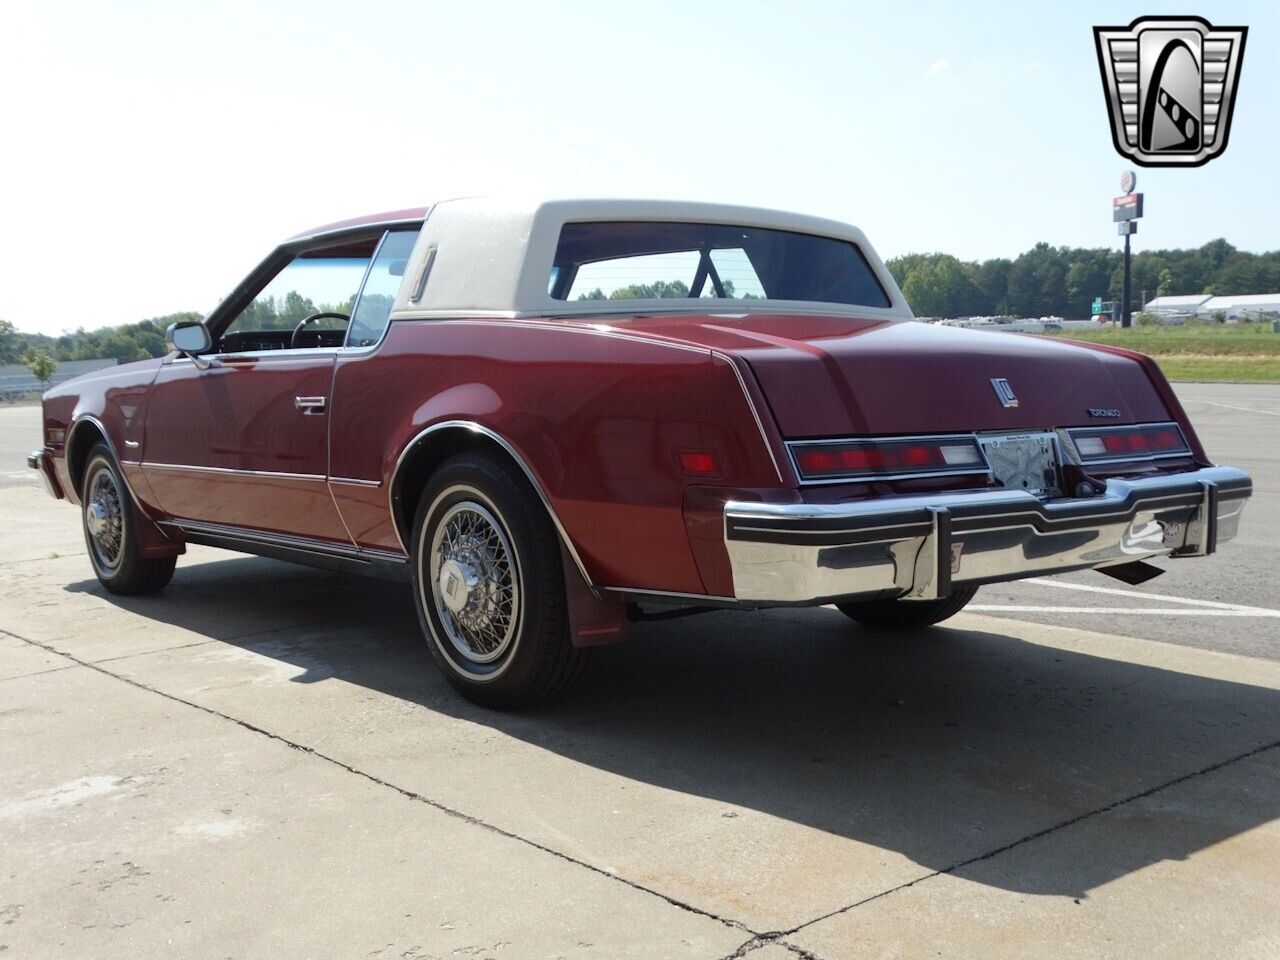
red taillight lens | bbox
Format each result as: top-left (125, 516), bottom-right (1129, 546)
top-left (677, 451), bottom-right (720, 476)
top-left (1069, 423), bottom-right (1189, 462)
top-left (790, 436), bottom-right (985, 481)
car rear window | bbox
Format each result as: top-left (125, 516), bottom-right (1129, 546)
top-left (549, 221), bottom-right (890, 308)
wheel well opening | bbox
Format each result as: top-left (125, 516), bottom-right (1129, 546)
top-left (67, 420), bottom-right (108, 498)
top-left (393, 428), bottom-right (523, 548)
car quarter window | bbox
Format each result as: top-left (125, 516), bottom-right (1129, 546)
top-left (345, 228), bottom-right (420, 348)
top-left (218, 235), bottom-right (379, 352)
top-left (550, 221), bottom-right (891, 308)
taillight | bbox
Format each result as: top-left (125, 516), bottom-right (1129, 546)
top-left (677, 451), bottom-right (720, 477)
top-left (788, 435), bottom-right (987, 482)
top-left (1068, 422), bottom-right (1190, 463)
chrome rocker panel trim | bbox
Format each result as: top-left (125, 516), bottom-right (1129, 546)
top-left (723, 466), bottom-right (1252, 604)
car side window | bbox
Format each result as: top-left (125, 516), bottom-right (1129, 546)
top-left (346, 229), bottom-right (420, 348)
top-left (218, 236), bottom-right (378, 353)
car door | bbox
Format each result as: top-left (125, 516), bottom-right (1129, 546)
top-left (141, 233), bottom-right (380, 543)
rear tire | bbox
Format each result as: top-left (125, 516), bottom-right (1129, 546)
top-left (81, 444), bottom-right (176, 595)
top-left (835, 586), bottom-right (978, 630)
top-left (410, 450), bottom-right (588, 709)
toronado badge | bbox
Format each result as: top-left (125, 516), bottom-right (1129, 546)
top-left (1094, 16), bottom-right (1247, 167)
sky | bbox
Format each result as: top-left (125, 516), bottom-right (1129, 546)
top-left (2, 0), bottom-right (1277, 334)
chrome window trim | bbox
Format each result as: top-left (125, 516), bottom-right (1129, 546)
top-left (291, 215), bottom-right (425, 244)
top-left (388, 419), bottom-right (594, 588)
top-left (785, 432), bottom-right (994, 486)
top-left (340, 216), bottom-right (431, 355)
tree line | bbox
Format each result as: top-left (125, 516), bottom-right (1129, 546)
top-left (3, 238), bottom-right (1279, 371)
top-left (885, 238), bottom-right (1280, 319)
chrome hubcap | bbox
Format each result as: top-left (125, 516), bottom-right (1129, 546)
top-left (429, 501), bottom-right (519, 665)
top-left (86, 468), bottom-right (123, 569)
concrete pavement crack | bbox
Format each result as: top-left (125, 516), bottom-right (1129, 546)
top-left (1, 627), bottom-right (759, 941)
top-left (778, 734), bottom-right (1280, 937)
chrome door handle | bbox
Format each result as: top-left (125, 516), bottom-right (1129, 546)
top-left (295, 396), bottom-right (327, 413)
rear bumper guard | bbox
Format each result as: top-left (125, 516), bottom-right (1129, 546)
top-left (723, 466), bottom-right (1251, 604)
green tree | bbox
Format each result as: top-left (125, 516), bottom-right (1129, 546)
top-left (22, 348), bottom-right (57, 389)
top-left (0, 318), bottom-right (20, 364)
top-left (900, 255), bottom-right (980, 317)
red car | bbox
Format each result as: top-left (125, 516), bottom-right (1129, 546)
top-left (29, 198), bottom-right (1251, 707)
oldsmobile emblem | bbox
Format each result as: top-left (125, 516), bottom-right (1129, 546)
top-left (1094, 16), bottom-right (1247, 167)
top-left (991, 378), bottom-right (1018, 408)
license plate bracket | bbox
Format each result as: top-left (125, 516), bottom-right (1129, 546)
top-left (978, 432), bottom-right (1060, 496)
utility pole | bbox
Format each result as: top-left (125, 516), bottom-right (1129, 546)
top-left (1113, 170), bottom-right (1143, 328)
top-left (1122, 233), bottom-right (1132, 327)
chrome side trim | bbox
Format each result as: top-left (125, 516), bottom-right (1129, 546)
top-left (329, 476), bottom-right (382, 487)
top-left (168, 518), bottom-right (405, 565)
top-left (722, 465), bottom-right (1252, 604)
top-left (600, 585), bottom-right (736, 604)
top-left (143, 462), bottom-right (327, 482)
top-left (710, 351), bottom-right (784, 483)
top-left (388, 420), bottom-right (594, 588)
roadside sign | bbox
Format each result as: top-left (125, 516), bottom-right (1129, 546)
top-left (1092, 297), bottom-right (1103, 314)
top-left (1118, 220), bottom-right (1138, 235)
top-left (1113, 193), bottom-right (1144, 221)
top-left (1121, 170), bottom-right (1137, 194)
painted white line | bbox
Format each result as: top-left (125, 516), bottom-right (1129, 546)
top-left (1022, 576), bottom-right (1279, 614)
top-left (1193, 399), bottom-right (1280, 417)
top-left (970, 605), bottom-right (1280, 618)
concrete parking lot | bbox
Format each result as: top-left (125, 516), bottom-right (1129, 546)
top-left (2, 383), bottom-right (1278, 959)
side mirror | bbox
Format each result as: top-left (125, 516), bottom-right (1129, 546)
top-left (165, 320), bottom-right (217, 369)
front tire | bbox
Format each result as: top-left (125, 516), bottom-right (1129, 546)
top-left (411, 451), bottom-right (588, 709)
top-left (835, 586), bottom-right (978, 630)
top-left (81, 444), bottom-right (176, 595)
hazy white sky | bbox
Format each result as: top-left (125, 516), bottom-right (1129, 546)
top-left (2, 0), bottom-right (1276, 334)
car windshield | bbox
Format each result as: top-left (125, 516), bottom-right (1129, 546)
top-left (550, 221), bottom-right (891, 308)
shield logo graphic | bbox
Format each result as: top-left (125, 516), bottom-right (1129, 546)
top-left (1094, 16), bottom-right (1247, 167)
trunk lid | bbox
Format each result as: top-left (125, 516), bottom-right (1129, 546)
top-left (578, 313), bottom-right (1170, 438)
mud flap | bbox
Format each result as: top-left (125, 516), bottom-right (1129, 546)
top-left (560, 542), bottom-right (627, 647)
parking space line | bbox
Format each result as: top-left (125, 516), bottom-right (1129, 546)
top-left (970, 605), bottom-right (1280, 617)
top-left (1194, 399), bottom-right (1280, 417)
top-left (1022, 577), bottom-right (1280, 615)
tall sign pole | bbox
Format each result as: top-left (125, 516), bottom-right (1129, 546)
top-left (1114, 170), bottom-right (1143, 327)
top-left (1122, 230), bottom-right (1132, 327)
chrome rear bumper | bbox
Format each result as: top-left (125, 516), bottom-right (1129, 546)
top-left (723, 466), bottom-right (1251, 604)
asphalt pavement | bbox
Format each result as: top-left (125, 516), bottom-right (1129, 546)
top-left (1, 385), bottom-right (1277, 959)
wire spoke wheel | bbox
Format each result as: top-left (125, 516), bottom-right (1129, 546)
top-left (429, 500), bottom-right (520, 666)
top-left (85, 466), bottom-right (124, 571)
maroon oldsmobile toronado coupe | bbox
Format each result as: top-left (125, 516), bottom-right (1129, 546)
top-left (29, 198), bottom-right (1251, 707)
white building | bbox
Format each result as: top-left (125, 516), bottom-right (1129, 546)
top-left (1198, 294), bottom-right (1280, 321)
top-left (1141, 292), bottom-right (1280, 323)
top-left (1143, 294), bottom-right (1211, 318)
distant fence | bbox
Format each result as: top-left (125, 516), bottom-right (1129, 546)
top-left (0, 359), bottom-right (118, 401)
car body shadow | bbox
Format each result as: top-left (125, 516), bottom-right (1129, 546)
top-left (68, 553), bottom-right (1280, 900)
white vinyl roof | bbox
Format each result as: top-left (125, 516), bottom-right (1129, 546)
top-left (390, 196), bottom-right (913, 320)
